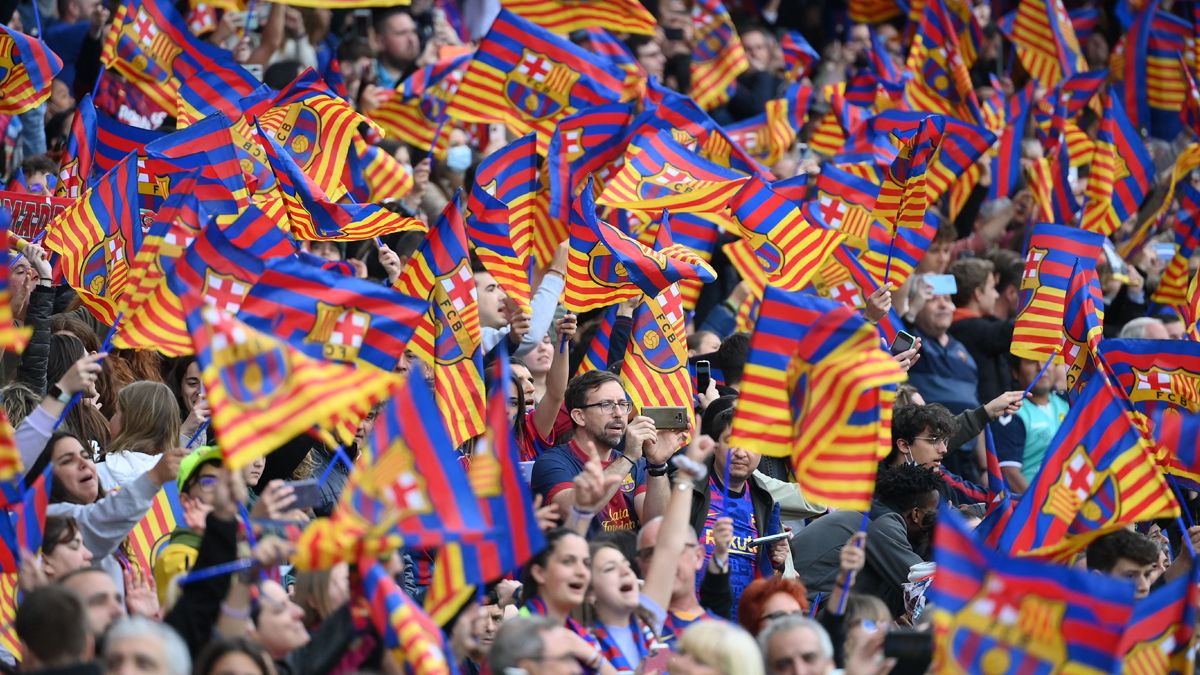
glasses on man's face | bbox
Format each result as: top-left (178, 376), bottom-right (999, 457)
top-left (578, 399), bottom-right (633, 415)
top-left (912, 436), bottom-right (948, 447)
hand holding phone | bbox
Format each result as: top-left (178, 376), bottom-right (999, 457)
top-left (695, 360), bottom-right (711, 395)
top-left (890, 330), bottom-right (917, 356)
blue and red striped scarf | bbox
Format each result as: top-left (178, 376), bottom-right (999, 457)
top-left (589, 616), bottom-right (656, 672)
top-left (522, 596), bottom-right (606, 673)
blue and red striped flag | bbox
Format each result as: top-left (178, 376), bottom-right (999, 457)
top-left (237, 255), bottom-right (426, 373)
top-left (445, 9), bottom-right (625, 151)
top-left (0, 25), bottom-right (62, 116)
top-left (369, 54), bottom-right (470, 160)
top-left (730, 288), bottom-right (902, 511)
top-left (1150, 179), bottom-right (1200, 308)
top-left (466, 133), bottom-right (537, 314)
top-left (1151, 407), bottom-right (1200, 490)
top-left (1081, 87), bottom-right (1155, 237)
top-left (56, 94), bottom-right (98, 199)
top-left (575, 305), bottom-right (618, 377)
top-left (1010, 223), bottom-right (1105, 361)
top-left (992, 374), bottom-right (1179, 559)
top-left (997, 0), bottom-right (1085, 89)
top-left (780, 31), bottom-right (819, 80)
top-left (144, 112), bottom-right (249, 213)
top-left (689, 0), bottom-right (748, 110)
top-left (44, 152), bottom-right (145, 324)
top-left (730, 174), bottom-right (844, 293)
top-left (990, 84), bottom-right (1034, 201)
top-left (101, 0), bottom-right (258, 116)
top-left (1121, 2), bottom-right (1190, 141)
top-left (598, 130), bottom-right (748, 219)
top-left (13, 465), bottom-right (52, 556)
top-left (546, 102), bottom-right (636, 225)
top-left (564, 178), bottom-right (716, 312)
top-left (255, 121), bottom-right (423, 242)
top-left (1100, 339), bottom-right (1200, 416)
top-left (394, 196), bottom-right (486, 447)
top-left (1119, 546), bottom-right (1200, 673)
top-left (362, 562), bottom-right (455, 675)
top-left (351, 372), bottom-right (485, 548)
top-left (973, 427), bottom-right (1015, 547)
top-left (93, 111), bottom-right (165, 178)
top-left (807, 164), bottom-right (878, 249)
top-left (1061, 259), bottom-right (1106, 398)
top-left (929, 505), bottom-right (1136, 673)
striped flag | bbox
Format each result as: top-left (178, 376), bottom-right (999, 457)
top-left (848, 0), bottom-right (901, 23)
top-left (43, 152), bottom-right (145, 324)
top-left (444, 9), bottom-right (625, 151)
top-left (1119, 548), bottom-right (1199, 674)
top-left (504, 0), bottom-right (655, 35)
top-left (546, 102), bottom-right (636, 225)
top-left (807, 164), bottom-right (878, 249)
top-left (1081, 87), bottom-right (1155, 237)
top-left (56, 94), bottom-right (98, 198)
top-left (564, 179), bottom-right (716, 312)
top-left (369, 54), bottom-right (470, 160)
top-left (730, 175), bottom-right (844, 292)
top-left (1186, 269), bottom-right (1200, 341)
top-left (125, 483), bottom-right (185, 584)
top-left (184, 298), bottom-right (395, 470)
top-left (781, 31), bottom-right (819, 80)
top-left (689, 0), bottom-right (748, 110)
top-left (0, 25), bottom-right (62, 116)
top-left (394, 196), bottom-right (486, 447)
top-left (1100, 339), bottom-right (1200, 415)
top-left (991, 374), bottom-right (1179, 560)
top-left (14, 466), bottom-right (52, 557)
top-left (904, 0), bottom-right (983, 123)
top-left (731, 288), bottom-right (903, 511)
top-left (725, 83), bottom-right (811, 167)
top-left (1150, 179), bottom-right (1200, 308)
top-left (870, 116), bottom-right (944, 241)
top-left (362, 562), bottom-right (455, 675)
top-left (466, 133), bottom-right (537, 315)
top-left (1062, 259), bottom-right (1107, 397)
top-left (991, 84), bottom-right (1034, 200)
top-left (0, 220), bottom-right (30, 356)
top-left (344, 138), bottom-right (413, 204)
top-left (1011, 223), bottom-right (1105, 361)
top-left (997, 0), bottom-right (1085, 89)
top-left (597, 130), bottom-right (747, 219)
top-left (144, 112), bottom-right (249, 212)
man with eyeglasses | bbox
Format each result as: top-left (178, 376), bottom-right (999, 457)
top-left (531, 370), bottom-right (678, 533)
top-left (887, 403), bottom-right (985, 506)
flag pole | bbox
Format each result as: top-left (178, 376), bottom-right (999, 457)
top-left (1021, 348), bottom-right (1059, 398)
top-left (882, 231), bottom-right (897, 286)
top-left (834, 512), bottom-right (869, 615)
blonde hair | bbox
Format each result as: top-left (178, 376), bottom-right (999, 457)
top-left (293, 564), bottom-right (346, 625)
top-left (108, 381), bottom-right (181, 456)
top-left (678, 621), bottom-right (765, 675)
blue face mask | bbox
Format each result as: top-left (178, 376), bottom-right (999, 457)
top-left (446, 145), bottom-right (473, 173)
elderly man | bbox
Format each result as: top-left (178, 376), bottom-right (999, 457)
top-left (1117, 317), bottom-right (1170, 340)
top-left (758, 615), bottom-right (836, 675)
top-left (102, 617), bottom-right (191, 675)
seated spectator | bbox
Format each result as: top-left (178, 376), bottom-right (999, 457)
top-left (102, 617), bottom-right (191, 675)
top-left (757, 615), bottom-right (835, 675)
top-left (15, 585), bottom-right (95, 673)
top-left (1118, 316), bottom-right (1169, 340)
top-left (991, 356), bottom-right (1069, 493)
top-left (636, 516), bottom-right (730, 632)
top-left (790, 463), bottom-right (940, 617)
top-left (1086, 529), bottom-right (1161, 599)
top-left (948, 258), bottom-right (1015, 403)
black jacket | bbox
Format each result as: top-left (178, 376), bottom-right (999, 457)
top-left (1, 284), bottom-right (53, 392)
top-left (165, 513), bottom-right (239, 655)
top-left (947, 316), bottom-right (1015, 405)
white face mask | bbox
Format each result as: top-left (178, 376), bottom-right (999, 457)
top-left (446, 145), bottom-right (473, 173)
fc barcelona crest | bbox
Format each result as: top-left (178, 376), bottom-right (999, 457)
top-left (217, 341), bottom-right (290, 409)
top-left (505, 50), bottom-right (578, 120)
top-left (431, 261), bottom-right (478, 365)
top-left (637, 162), bottom-right (697, 201)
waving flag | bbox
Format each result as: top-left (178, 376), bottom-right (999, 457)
top-left (1123, 3), bottom-right (1190, 141)
top-left (564, 179), bottom-right (716, 312)
top-left (1152, 407), bottom-right (1200, 490)
top-left (0, 25), bottom-right (62, 115)
top-left (997, 0), bottom-right (1085, 89)
top-left (1062, 260), bottom-right (1106, 397)
top-left (973, 427), bottom-right (1016, 547)
top-left (505, 0), bottom-right (655, 35)
top-left (929, 506), bottom-right (1135, 674)
top-left (56, 95), bottom-right (98, 198)
top-left (547, 102), bottom-right (636, 225)
top-left (731, 289), bottom-right (903, 510)
top-left (598, 130), bottom-right (747, 219)
top-left (730, 175), bottom-right (844, 293)
top-left (813, 245), bottom-right (904, 346)
top-left (725, 84), bottom-right (810, 167)
top-left (1150, 179), bottom-right (1200, 308)
top-left (44, 153), bottom-right (144, 324)
top-left (395, 197), bottom-right (486, 447)
top-left (689, 0), bottom-right (748, 110)
top-left (904, 0), bottom-right (982, 121)
top-left (0, 221), bottom-right (30, 356)
top-left (848, 0), bottom-right (901, 23)
top-left (445, 9), bottom-right (625, 150)
top-left (466, 134), bottom-right (537, 314)
top-left (1010, 223), bottom-right (1105, 361)
top-left (622, 226), bottom-right (693, 412)
top-left (869, 115), bottom-right (945, 236)
top-left (808, 165), bottom-right (878, 249)
top-left (344, 139), bottom-right (413, 204)
top-left (144, 112), bottom-right (249, 212)
top-left (13, 466), bottom-right (52, 557)
top-left (370, 54), bottom-right (470, 160)
top-left (426, 348), bottom-right (546, 622)
top-left (1081, 87), bottom-right (1154, 237)
top-left (780, 31), bottom-right (819, 80)
top-left (363, 562), bottom-right (455, 675)
top-left (990, 86), bottom-right (1034, 201)
top-left (93, 111), bottom-right (165, 178)
top-left (1101, 339), bottom-right (1200, 415)
top-left (993, 375), bottom-right (1178, 559)
top-left (255, 121), bottom-right (424, 242)
top-left (1119, 552), bottom-right (1199, 674)
top-left (186, 299), bottom-right (395, 470)
top-left (101, 0), bottom-right (258, 115)
top-left (237, 256), bottom-right (426, 373)
top-left (124, 482), bottom-right (184, 583)
top-left (1186, 270), bottom-right (1200, 341)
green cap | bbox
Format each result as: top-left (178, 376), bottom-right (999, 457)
top-left (177, 445), bottom-right (223, 490)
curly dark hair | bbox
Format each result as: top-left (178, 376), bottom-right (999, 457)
top-left (717, 333), bottom-right (751, 386)
top-left (1086, 529), bottom-right (1161, 572)
top-left (564, 370), bottom-right (623, 416)
top-left (875, 463), bottom-right (941, 514)
top-left (888, 403), bottom-right (957, 463)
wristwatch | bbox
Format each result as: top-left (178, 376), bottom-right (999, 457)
top-left (47, 384), bottom-right (72, 404)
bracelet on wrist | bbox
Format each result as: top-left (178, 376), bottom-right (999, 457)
top-left (647, 461), bottom-right (669, 477)
top-left (570, 505), bottom-right (595, 520)
top-left (618, 454), bottom-right (636, 470)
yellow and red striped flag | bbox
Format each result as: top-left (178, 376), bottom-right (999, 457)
top-left (344, 138), bottom-right (414, 204)
top-left (369, 54), bottom-right (469, 161)
top-left (125, 482), bottom-right (185, 583)
top-left (997, 0), bottom-right (1085, 89)
top-left (185, 299), bottom-right (396, 470)
top-left (621, 284), bottom-right (694, 415)
top-left (0, 230), bottom-right (30, 355)
top-left (505, 0), bottom-right (656, 36)
top-left (0, 573), bottom-right (17, 663)
top-left (689, 0), bottom-right (748, 110)
top-left (0, 25), bottom-right (62, 116)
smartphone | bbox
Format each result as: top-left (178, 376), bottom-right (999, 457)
top-left (882, 629), bottom-right (934, 669)
top-left (1154, 242), bottom-right (1177, 262)
top-left (748, 531), bottom-right (792, 548)
top-left (352, 8), bottom-right (372, 38)
top-left (890, 330), bottom-right (917, 356)
top-left (284, 479), bottom-right (324, 510)
top-left (926, 274), bottom-right (957, 296)
top-left (643, 406), bottom-right (690, 430)
top-left (695, 360), bottom-right (711, 394)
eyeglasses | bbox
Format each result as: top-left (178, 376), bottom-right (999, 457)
top-left (912, 436), bottom-right (949, 447)
top-left (578, 399), bottom-right (633, 414)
